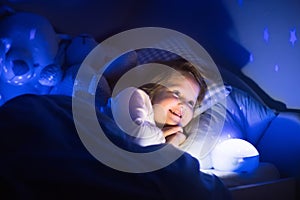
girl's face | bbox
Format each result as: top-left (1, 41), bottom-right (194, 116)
top-left (152, 72), bottom-right (200, 127)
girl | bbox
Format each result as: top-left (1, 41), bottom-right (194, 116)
top-left (110, 58), bottom-right (207, 148)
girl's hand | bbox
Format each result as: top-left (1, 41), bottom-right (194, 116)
top-left (162, 125), bottom-right (186, 147)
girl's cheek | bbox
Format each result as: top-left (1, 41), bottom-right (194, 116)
top-left (153, 104), bottom-right (168, 124)
top-left (183, 112), bottom-right (193, 127)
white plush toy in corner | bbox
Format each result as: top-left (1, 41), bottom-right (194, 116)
top-left (0, 8), bottom-right (63, 106)
top-left (211, 138), bottom-right (259, 173)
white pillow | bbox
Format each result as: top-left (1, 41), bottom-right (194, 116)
top-left (194, 83), bottom-right (232, 117)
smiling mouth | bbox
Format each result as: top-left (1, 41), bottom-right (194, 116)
top-left (169, 109), bottom-right (182, 118)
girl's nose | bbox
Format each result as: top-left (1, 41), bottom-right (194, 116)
top-left (177, 104), bottom-right (184, 116)
top-left (177, 98), bottom-right (188, 109)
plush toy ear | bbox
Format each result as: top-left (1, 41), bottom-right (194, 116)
top-left (49, 34), bottom-right (98, 96)
top-left (0, 5), bottom-right (15, 19)
top-left (65, 34), bottom-right (98, 67)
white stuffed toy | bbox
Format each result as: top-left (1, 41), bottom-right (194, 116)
top-left (0, 7), bottom-right (63, 106)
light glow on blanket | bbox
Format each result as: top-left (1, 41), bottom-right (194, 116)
top-left (211, 138), bottom-right (259, 173)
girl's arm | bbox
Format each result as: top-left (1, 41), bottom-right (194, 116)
top-left (110, 87), bottom-right (166, 146)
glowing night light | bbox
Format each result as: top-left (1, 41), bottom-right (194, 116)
top-left (211, 138), bottom-right (259, 173)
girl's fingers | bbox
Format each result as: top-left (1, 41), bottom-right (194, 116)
top-left (166, 132), bottom-right (186, 147)
top-left (162, 126), bottom-right (183, 137)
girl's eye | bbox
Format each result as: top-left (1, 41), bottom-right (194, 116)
top-left (188, 101), bottom-right (195, 107)
top-left (172, 90), bottom-right (180, 98)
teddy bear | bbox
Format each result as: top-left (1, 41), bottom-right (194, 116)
top-left (0, 7), bottom-right (64, 106)
top-left (49, 33), bottom-right (99, 96)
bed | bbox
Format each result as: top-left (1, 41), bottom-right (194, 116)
top-left (1, 6), bottom-right (300, 200)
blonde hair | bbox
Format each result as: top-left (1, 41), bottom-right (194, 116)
top-left (140, 58), bottom-right (207, 107)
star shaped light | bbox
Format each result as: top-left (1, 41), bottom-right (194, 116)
top-left (249, 53), bottom-right (254, 62)
top-left (274, 64), bottom-right (279, 72)
top-left (263, 27), bottom-right (269, 42)
top-left (289, 28), bottom-right (297, 46)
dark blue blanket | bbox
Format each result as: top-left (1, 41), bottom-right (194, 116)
top-left (0, 94), bottom-right (231, 200)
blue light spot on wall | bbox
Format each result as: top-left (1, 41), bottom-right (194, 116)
top-left (249, 53), bottom-right (254, 62)
top-left (263, 27), bottom-right (269, 43)
top-left (289, 28), bottom-right (297, 46)
top-left (274, 64), bottom-right (279, 72)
